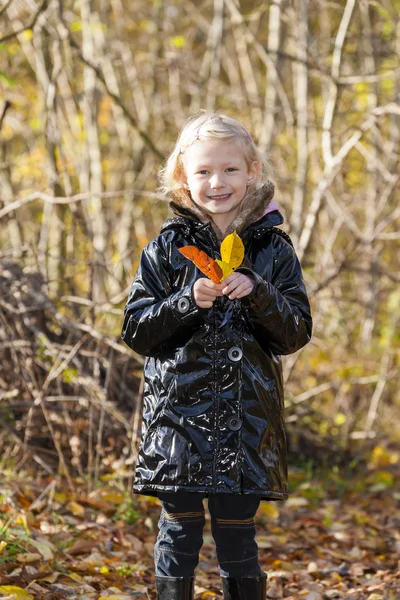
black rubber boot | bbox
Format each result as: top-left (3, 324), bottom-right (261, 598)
top-left (221, 572), bottom-right (267, 599)
top-left (155, 575), bottom-right (195, 600)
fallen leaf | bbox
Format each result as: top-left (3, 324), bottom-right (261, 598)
top-left (27, 538), bottom-right (54, 561)
top-left (37, 572), bottom-right (59, 583)
top-left (258, 502), bottom-right (279, 520)
top-left (66, 501), bottom-right (85, 516)
top-left (98, 596), bottom-right (134, 600)
top-left (0, 586), bottom-right (34, 600)
top-left (16, 552), bottom-right (42, 563)
top-left (65, 539), bottom-right (97, 555)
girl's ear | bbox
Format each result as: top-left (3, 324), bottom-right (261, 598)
top-left (247, 161), bottom-right (261, 184)
top-left (176, 165), bottom-right (188, 188)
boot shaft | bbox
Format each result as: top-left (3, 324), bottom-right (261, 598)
top-left (155, 575), bottom-right (194, 600)
top-left (221, 573), bottom-right (267, 600)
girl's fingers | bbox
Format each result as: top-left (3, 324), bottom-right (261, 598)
top-left (228, 285), bottom-right (250, 299)
top-left (223, 278), bottom-right (245, 295)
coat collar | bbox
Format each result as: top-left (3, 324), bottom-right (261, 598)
top-left (160, 181), bottom-right (284, 241)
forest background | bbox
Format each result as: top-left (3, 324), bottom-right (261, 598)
top-left (0, 0), bottom-right (399, 502)
top-left (1, 1), bottom-right (400, 597)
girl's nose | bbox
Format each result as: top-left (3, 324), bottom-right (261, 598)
top-left (210, 174), bottom-right (225, 189)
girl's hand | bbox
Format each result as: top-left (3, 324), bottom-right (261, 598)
top-left (221, 272), bottom-right (255, 299)
top-left (193, 278), bottom-right (225, 308)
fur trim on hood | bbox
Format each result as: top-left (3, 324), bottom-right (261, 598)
top-left (168, 181), bottom-right (278, 241)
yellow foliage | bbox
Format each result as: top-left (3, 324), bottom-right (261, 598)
top-left (334, 413), bottom-right (346, 426)
top-left (101, 491), bottom-right (125, 505)
top-left (369, 446), bottom-right (399, 468)
top-left (305, 375), bottom-right (317, 387)
top-left (22, 29), bottom-right (33, 41)
top-left (66, 501), bottom-right (85, 516)
top-left (220, 232), bottom-right (244, 269)
top-left (0, 586), bottom-right (34, 600)
top-left (71, 21), bottom-right (83, 32)
top-left (215, 259), bottom-right (234, 279)
top-left (216, 232), bottom-right (245, 280)
top-left (171, 35), bottom-right (185, 48)
top-left (258, 502), bottom-right (280, 520)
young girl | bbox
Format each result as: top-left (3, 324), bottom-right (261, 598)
top-left (121, 112), bottom-right (312, 600)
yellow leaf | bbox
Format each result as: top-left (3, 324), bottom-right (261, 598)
top-left (369, 470), bottom-right (394, 487)
top-left (100, 566), bottom-right (109, 574)
top-left (334, 413), bottom-right (346, 426)
top-left (101, 492), bottom-right (125, 505)
top-left (65, 572), bottom-right (83, 583)
top-left (37, 573), bottom-right (59, 583)
top-left (258, 503), bottom-right (280, 520)
top-left (370, 445), bottom-right (392, 468)
top-left (22, 29), bottom-right (33, 41)
top-left (215, 259), bottom-right (234, 280)
top-left (171, 35), bottom-right (185, 48)
top-left (0, 586), bottom-right (34, 600)
top-left (0, 541), bottom-right (7, 553)
top-left (53, 492), bottom-right (68, 503)
top-left (66, 500), bottom-right (85, 516)
top-left (220, 232), bottom-right (244, 270)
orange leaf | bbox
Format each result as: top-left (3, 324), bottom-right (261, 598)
top-left (178, 246), bottom-right (223, 283)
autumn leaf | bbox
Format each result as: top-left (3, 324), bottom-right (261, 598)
top-left (178, 246), bottom-right (223, 283)
top-left (0, 586), bottom-right (34, 600)
top-left (220, 231), bottom-right (245, 269)
top-left (178, 231), bottom-right (245, 283)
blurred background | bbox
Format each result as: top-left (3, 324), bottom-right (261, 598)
top-left (0, 0), bottom-right (399, 487)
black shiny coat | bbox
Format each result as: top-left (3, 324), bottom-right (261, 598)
top-left (121, 209), bottom-right (312, 500)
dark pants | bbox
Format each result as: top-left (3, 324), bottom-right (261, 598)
top-left (154, 492), bottom-right (262, 578)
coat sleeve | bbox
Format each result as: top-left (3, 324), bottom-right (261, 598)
top-left (121, 235), bottom-right (204, 357)
top-left (238, 234), bottom-right (312, 355)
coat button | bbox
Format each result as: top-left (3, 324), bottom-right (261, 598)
top-left (226, 416), bottom-right (242, 431)
top-left (228, 346), bottom-right (242, 361)
top-left (177, 297), bottom-right (190, 313)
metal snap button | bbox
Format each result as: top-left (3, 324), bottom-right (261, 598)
top-left (228, 346), bottom-right (242, 361)
top-left (177, 297), bottom-right (190, 313)
top-left (226, 416), bottom-right (242, 431)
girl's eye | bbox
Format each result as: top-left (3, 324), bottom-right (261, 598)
top-left (198, 170), bottom-right (208, 175)
top-left (226, 168), bottom-right (237, 172)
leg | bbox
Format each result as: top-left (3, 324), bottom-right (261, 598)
top-left (209, 493), bottom-right (262, 577)
top-left (155, 491), bottom-right (205, 578)
top-left (209, 494), bottom-right (267, 599)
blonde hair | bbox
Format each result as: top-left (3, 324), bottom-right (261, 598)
top-left (158, 111), bottom-right (272, 204)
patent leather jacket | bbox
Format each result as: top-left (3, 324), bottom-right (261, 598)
top-left (121, 186), bottom-right (312, 500)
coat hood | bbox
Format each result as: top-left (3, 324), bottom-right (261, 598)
top-left (161, 181), bottom-right (284, 240)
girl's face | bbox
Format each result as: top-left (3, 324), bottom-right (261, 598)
top-left (180, 138), bottom-right (260, 234)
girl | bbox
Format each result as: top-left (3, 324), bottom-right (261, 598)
top-left (121, 112), bottom-right (312, 600)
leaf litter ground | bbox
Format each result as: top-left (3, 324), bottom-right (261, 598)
top-left (0, 460), bottom-right (399, 600)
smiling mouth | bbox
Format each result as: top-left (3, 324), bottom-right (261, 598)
top-left (208, 193), bottom-right (232, 200)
